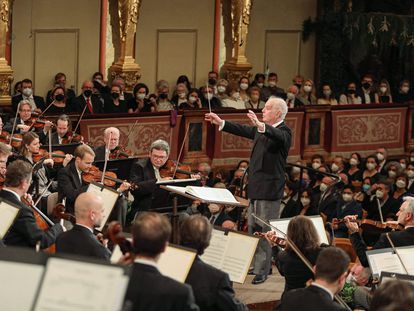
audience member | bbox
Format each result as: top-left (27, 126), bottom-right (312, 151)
top-left (317, 83), bottom-right (338, 105)
top-left (171, 83), bottom-right (189, 108)
top-left (245, 86), bottom-right (265, 109)
top-left (292, 74), bottom-right (304, 91)
top-left (72, 80), bottom-right (103, 114)
top-left (46, 72), bottom-right (76, 105)
top-left (200, 85), bottom-right (222, 109)
top-left (297, 79), bottom-right (317, 105)
top-left (216, 79), bottom-right (230, 102)
top-left (176, 74), bottom-right (192, 91)
top-left (12, 78), bottom-right (45, 112)
top-left (393, 79), bottom-right (413, 103)
top-left (238, 76), bottom-right (250, 105)
top-left (261, 72), bottom-right (285, 101)
top-left (357, 74), bottom-right (376, 104)
top-left (128, 83), bottom-right (154, 113)
top-left (46, 86), bottom-right (74, 114)
top-left (156, 80), bottom-right (174, 111)
top-left (112, 77), bottom-right (133, 102)
top-left (339, 82), bottom-right (362, 104)
top-left (103, 84), bottom-right (128, 113)
top-left (375, 79), bottom-right (393, 104)
top-left (180, 88), bottom-right (202, 110)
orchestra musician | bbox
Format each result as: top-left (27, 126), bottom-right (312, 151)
top-left (94, 127), bottom-right (121, 161)
top-left (181, 215), bottom-right (248, 311)
top-left (40, 114), bottom-right (72, 145)
top-left (345, 198), bottom-right (414, 267)
top-left (0, 160), bottom-right (64, 249)
top-left (123, 212), bottom-right (199, 311)
top-left (4, 101), bottom-right (51, 134)
top-left (56, 192), bottom-right (111, 260)
top-left (0, 142), bottom-right (12, 177)
top-left (205, 97), bottom-right (292, 285)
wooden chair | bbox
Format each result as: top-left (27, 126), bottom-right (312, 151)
top-left (334, 238), bottom-right (357, 263)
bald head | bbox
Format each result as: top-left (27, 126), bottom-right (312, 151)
top-left (75, 192), bottom-right (105, 228)
top-left (262, 97), bottom-right (288, 125)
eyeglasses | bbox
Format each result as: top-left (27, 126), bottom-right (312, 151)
top-left (151, 154), bottom-right (167, 160)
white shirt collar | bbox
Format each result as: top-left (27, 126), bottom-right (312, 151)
top-left (404, 225), bottom-right (414, 229)
top-left (2, 188), bottom-right (22, 202)
top-left (273, 120), bottom-right (284, 128)
top-left (134, 257), bottom-right (158, 270)
top-left (311, 282), bottom-right (334, 300)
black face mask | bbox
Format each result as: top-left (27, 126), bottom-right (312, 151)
top-left (111, 92), bottom-right (120, 99)
top-left (83, 89), bottom-right (92, 97)
top-left (294, 83), bottom-right (302, 90)
top-left (55, 94), bottom-right (65, 102)
top-left (159, 93), bottom-right (168, 99)
top-left (362, 82), bottom-right (371, 90)
top-left (232, 178), bottom-right (242, 185)
top-left (347, 89), bottom-right (356, 94)
top-left (208, 78), bottom-right (217, 86)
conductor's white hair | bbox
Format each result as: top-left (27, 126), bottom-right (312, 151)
top-left (403, 196), bottom-right (414, 214)
top-left (268, 97), bottom-right (288, 120)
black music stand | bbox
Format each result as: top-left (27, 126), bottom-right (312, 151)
top-left (94, 157), bottom-right (138, 181)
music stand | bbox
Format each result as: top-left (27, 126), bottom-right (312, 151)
top-left (40, 143), bottom-right (81, 155)
top-left (94, 157), bottom-right (138, 180)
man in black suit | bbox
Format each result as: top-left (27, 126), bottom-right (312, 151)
top-left (278, 247), bottom-right (350, 311)
top-left (56, 192), bottom-right (111, 260)
top-left (11, 78), bottom-right (45, 112)
top-left (181, 215), bottom-right (247, 311)
top-left (71, 80), bottom-right (103, 114)
top-left (356, 74), bottom-right (376, 104)
top-left (206, 203), bottom-right (236, 229)
top-left (1, 160), bottom-right (64, 249)
top-left (345, 198), bottom-right (414, 267)
top-left (206, 97), bottom-right (291, 284)
top-left (39, 114), bottom-right (72, 145)
top-left (129, 139), bottom-right (172, 219)
top-left (123, 212), bottom-right (199, 311)
top-left (94, 127), bottom-right (121, 161)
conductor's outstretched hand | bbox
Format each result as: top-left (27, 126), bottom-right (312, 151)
top-left (205, 112), bottom-right (223, 126)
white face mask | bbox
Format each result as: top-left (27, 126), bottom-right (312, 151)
top-left (137, 93), bottom-right (146, 100)
top-left (323, 90), bottom-right (331, 97)
top-left (283, 191), bottom-right (288, 199)
top-left (178, 92), bottom-right (187, 99)
top-left (320, 183), bottom-right (328, 192)
top-left (312, 162), bottom-right (321, 170)
top-left (268, 81), bottom-right (277, 87)
top-left (205, 93), bottom-right (213, 100)
top-left (401, 86), bottom-right (410, 93)
top-left (377, 153), bottom-right (385, 161)
top-left (257, 83), bottom-right (264, 88)
top-left (303, 85), bottom-right (312, 93)
top-left (342, 193), bottom-right (353, 202)
top-left (189, 96), bottom-right (197, 103)
top-left (291, 166), bottom-right (300, 174)
top-left (240, 83), bottom-right (249, 90)
top-left (407, 170), bottom-right (414, 178)
top-left (217, 86), bottom-right (226, 93)
top-left (410, 157), bottom-right (414, 162)
top-left (380, 87), bottom-right (387, 93)
top-left (396, 180), bottom-right (406, 189)
top-left (300, 197), bottom-right (310, 206)
top-left (366, 163), bottom-right (376, 171)
top-left (287, 92), bottom-right (295, 100)
top-left (331, 163), bottom-right (339, 172)
top-left (388, 171), bottom-right (397, 178)
top-left (376, 190), bottom-right (384, 199)
top-left (22, 88), bottom-right (33, 97)
top-left (349, 158), bottom-right (358, 166)
top-left (400, 163), bottom-right (406, 170)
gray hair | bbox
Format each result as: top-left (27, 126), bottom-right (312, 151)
top-left (156, 79), bottom-right (169, 90)
top-left (150, 139), bottom-right (170, 155)
top-left (104, 127), bottom-right (120, 139)
top-left (268, 97), bottom-right (288, 120)
top-left (403, 197), bottom-right (414, 214)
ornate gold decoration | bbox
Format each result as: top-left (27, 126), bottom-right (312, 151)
top-left (0, 0), bottom-right (14, 106)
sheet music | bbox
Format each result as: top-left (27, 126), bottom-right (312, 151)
top-left (158, 245), bottom-right (196, 283)
top-left (0, 200), bottom-right (20, 239)
top-left (185, 186), bottom-right (239, 204)
top-left (201, 229), bottom-right (259, 283)
top-left (396, 246), bottom-right (414, 275)
top-left (0, 261), bottom-right (44, 311)
top-left (33, 258), bottom-right (128, 311)
top-left (366, 249), bottom-right (405, 278)
top-left (87, 182), bottom-right (119, 232)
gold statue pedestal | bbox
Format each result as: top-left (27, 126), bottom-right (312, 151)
top-left (221, 59), bottom-right (252, 84)
top-left (109, 58), bottom-right (141, 93)
top-left (0, 60), bottom-right (13, 107)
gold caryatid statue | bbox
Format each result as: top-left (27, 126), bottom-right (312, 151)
top-left (0, 0), bottom-right (14, 106)
top-left (109, 0), bottom-right (141, 92)
top-left (221, 0), bottom-right (253, 83)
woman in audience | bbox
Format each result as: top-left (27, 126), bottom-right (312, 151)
top-left (393, 79), bottom-right (413, 103)
top-left (392, 174), bottom-right (410, 204)
top-left (339, 82), bottom-right (362, 104)
top-left (216, 79), bottom-right (230, 102)
top-left (200, 85), bottom-right (222, 109)
top-left (238, 76), bottom-right (250, 105)
top-left (156, 80), bottom-right (174, 111)
top-left (176, 75), bottom-right (191, 91)
top-left (298, 189), bottom-right (318, 216)
top-left (385, 161), bottom-right (402, 181)
top-left (375, 79), bottom-right (393, 104)
top-left (362, 155), bottom-right (380, 183)
top-left (297, 79), bottom-right (317, 105)
top-left (46, 72), bottom-right (76, 105)
top-left (104, 84), bottom-right (128, 113)
top-left (128, 83), bottom-right (153, 113)
top-left (179, 88), bottom-right (202, 110)
top-left (399, 157), bottom-right (407, 171)
top-left (171, 83), bottom-right (189, 108)
top-left (46, 86), bottom-right (73, 114)
top-left (346, 152), bottom-right (363, 182)
top-left (317, 83), bottom-right (338, 105)
top-left (245, 86), bottom-right (265, 109)
top-left (13, 81), bottom-right (22, 96)
top-left (221, 83), bottom-right (244, 109)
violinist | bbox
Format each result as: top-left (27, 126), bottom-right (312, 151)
top-left (40, 114), bottom-right (71, 145)
top-left (345, 198), bottom-right (414, 268)
top-left (94, 127), bottom-right (121, 161)
top-left (0, 142), bottom-right (12, 181)
top-left (4, 101), bottom-right (39, 134)
top-left (0, 160), bottom-right (64, 249)
top-left (56, 192), bottom-right (111, 261)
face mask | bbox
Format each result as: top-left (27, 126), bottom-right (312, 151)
top-left (362, 82), bottom-right (371, 90)
top-left (380, 87), bottom-right (387, 93)
top-left (217, 86), bottom-right (226, 93)
top-left (410, 157), bottom-right (414, 162)
top-left (323, 90), bottom-right (331, 97)
top-left (22, 88), bottom-right (33, 97)
top-left (250, 95), bottom-right (260, 102)
top-left (349, 158), bottom-right (358, 166)
top-left (83, 89), bottom-right (92, 97)
top-left (342, 193), bottom-right (353, 202)
top-left (312, 162), bottom-right (321, 170)
top-left (300, 197), bottom-right (310, 206)
top-left (331, 163), bottom-right (339, 172)
top-left (283, 191), bottom-right (288, 199)
top-left (303, 85), bottom-right (312, 93)
top-left (205, 93), bottom-right (213, 100)
top-left (111, 92), bottom-right (120, 99)
top-left (291, 166), bottom-right (300, 174)
top-left (268, 81), bottom-right (277, 87)
top-left (407, 170), bottom-right (414, 178)
top-left (377, 153), bottom-right (385, 161)
top-left (178, 92), bottom-right (187, 99)
top-left (294, 83), bottom-right (302, 90)
top-left (257, 83), bottom-right (264, 88)
top-left (401, 86), bottom-right (409, 93)
top-left (362, 184), bottom-right (370, 192)
top-left (208, 78), bottom-right (217, 86)
top-left (366, 163), bottom-right (376, 171)
top-left (189, 96), bottom-right (197, 103)
top-left (400, 163), bottom-right (406, 170)
top-left (396, 180), bottom-right (406, 189)
top-left (240, 83), bottom-right (249, 90)
top-left (55, 94), bottom-right (65, 102)
top-left (388, 170), bottom-right (397, 178)
top-left (137, 93), bottom-right (146, 100)
top-left (159, 93), bottom-right (168, 100)
top-left (287, 92), bottom-right (295, 100)
top-left (376, 190), bottom-right (384, 199)
top-left (347, 89), bottom-right (356, 94)
top-left (320, 183), bottom-right (328, 192)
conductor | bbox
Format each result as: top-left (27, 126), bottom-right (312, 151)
top-left (205, 97), bottom-right (291, 284)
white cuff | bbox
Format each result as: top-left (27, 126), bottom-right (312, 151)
top-left (218, 120), bottom-right (225, 131)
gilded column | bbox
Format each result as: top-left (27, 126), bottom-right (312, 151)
top-left (0, 0), bottom-right (13, 106)
top-left (220, 0), bottom-right (253, 83)
top-left (109, 0), bottom-right (141, 92)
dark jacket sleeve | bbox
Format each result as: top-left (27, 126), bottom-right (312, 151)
top-left (184, 285), bottom-right (200, 311)
top-left (222, 121), bottom-right (257, 140)
top-left (57, 167), bottom-right (88, 207)
top-left (129, 161), bottom-right (157, 198)
top-left (349, 232), bottom-right (370, 267)
top-left (215, 273), bottom-right (248, 311)
top-left (263, 123), bottom-right (291, 146)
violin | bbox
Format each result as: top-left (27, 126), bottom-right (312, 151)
top-left (0, 131), bottom-right (23, 149)
top-left (109, 146), bottom-right (133, 160)
top-left (25, 117), bottom-right (54, 130)
top-left (332, 218), bottom-right (403, 232)
top-left (159, 159), bottom-right (194, 179)
top-left (52, 203), bottom-right (76, 224)
top-left (61, 131), bottom-right (84, 144)
top-left (32, 149), bottom-right (67, 164)
top-left (82, 165), bottom-right (138, 189)
top-left (106, 221), bottom-right (133, 254)
top-left (254, 231), bottom-right (287, 248)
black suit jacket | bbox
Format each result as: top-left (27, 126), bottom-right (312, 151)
top-left (56, 224), bottom-right (111, 260)
top-left (185, 257), bottom-right (247, 311)
top-left (366, 196), bottom-right (400, 221)
top-left (72, 94), bottom-right (103, 114)
top-left (356, 88), bottom-right (376, 104)
top-left (94, 145), bottom-right (107, 162)
top-left (280, 197), bottom-right (300, 218)
top-left (12, 94), bottom-right (45, 112)
top-left (331, 200), bottom-right (362, 234)
top-left (123, 262), bottom-right (199, 311)
top-left (129, 158), bottom-right (157, 212)
top-left (0, 189), bottom-right (63, 249)
top-left (57, 160), bottom-right (89, 214)
top-left (207, 210), bottom-right (234, 227)
top-left (223, 121), bottom-right (291, 200)
top-left (350, 227), bottom-right (414, 267)
top-left (278, 285), bottom-right (346, 311)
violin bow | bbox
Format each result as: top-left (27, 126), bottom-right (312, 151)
top-left (100, 131), bottom-right (112, 184)
top-left (252, 213), bottom-right (352, 311)
top-left (69, 103), bottom-right (88, 143)
top-left (122, 119), bottom-right (138, 149)
top-left (172, 123), bottom-right (190, 179)
top-left (48, 128), bottom-right (52, 159)
top-left (30, 179), bottom-right (56, 227)
top-left (9, 102), bottom-right (21, 145)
